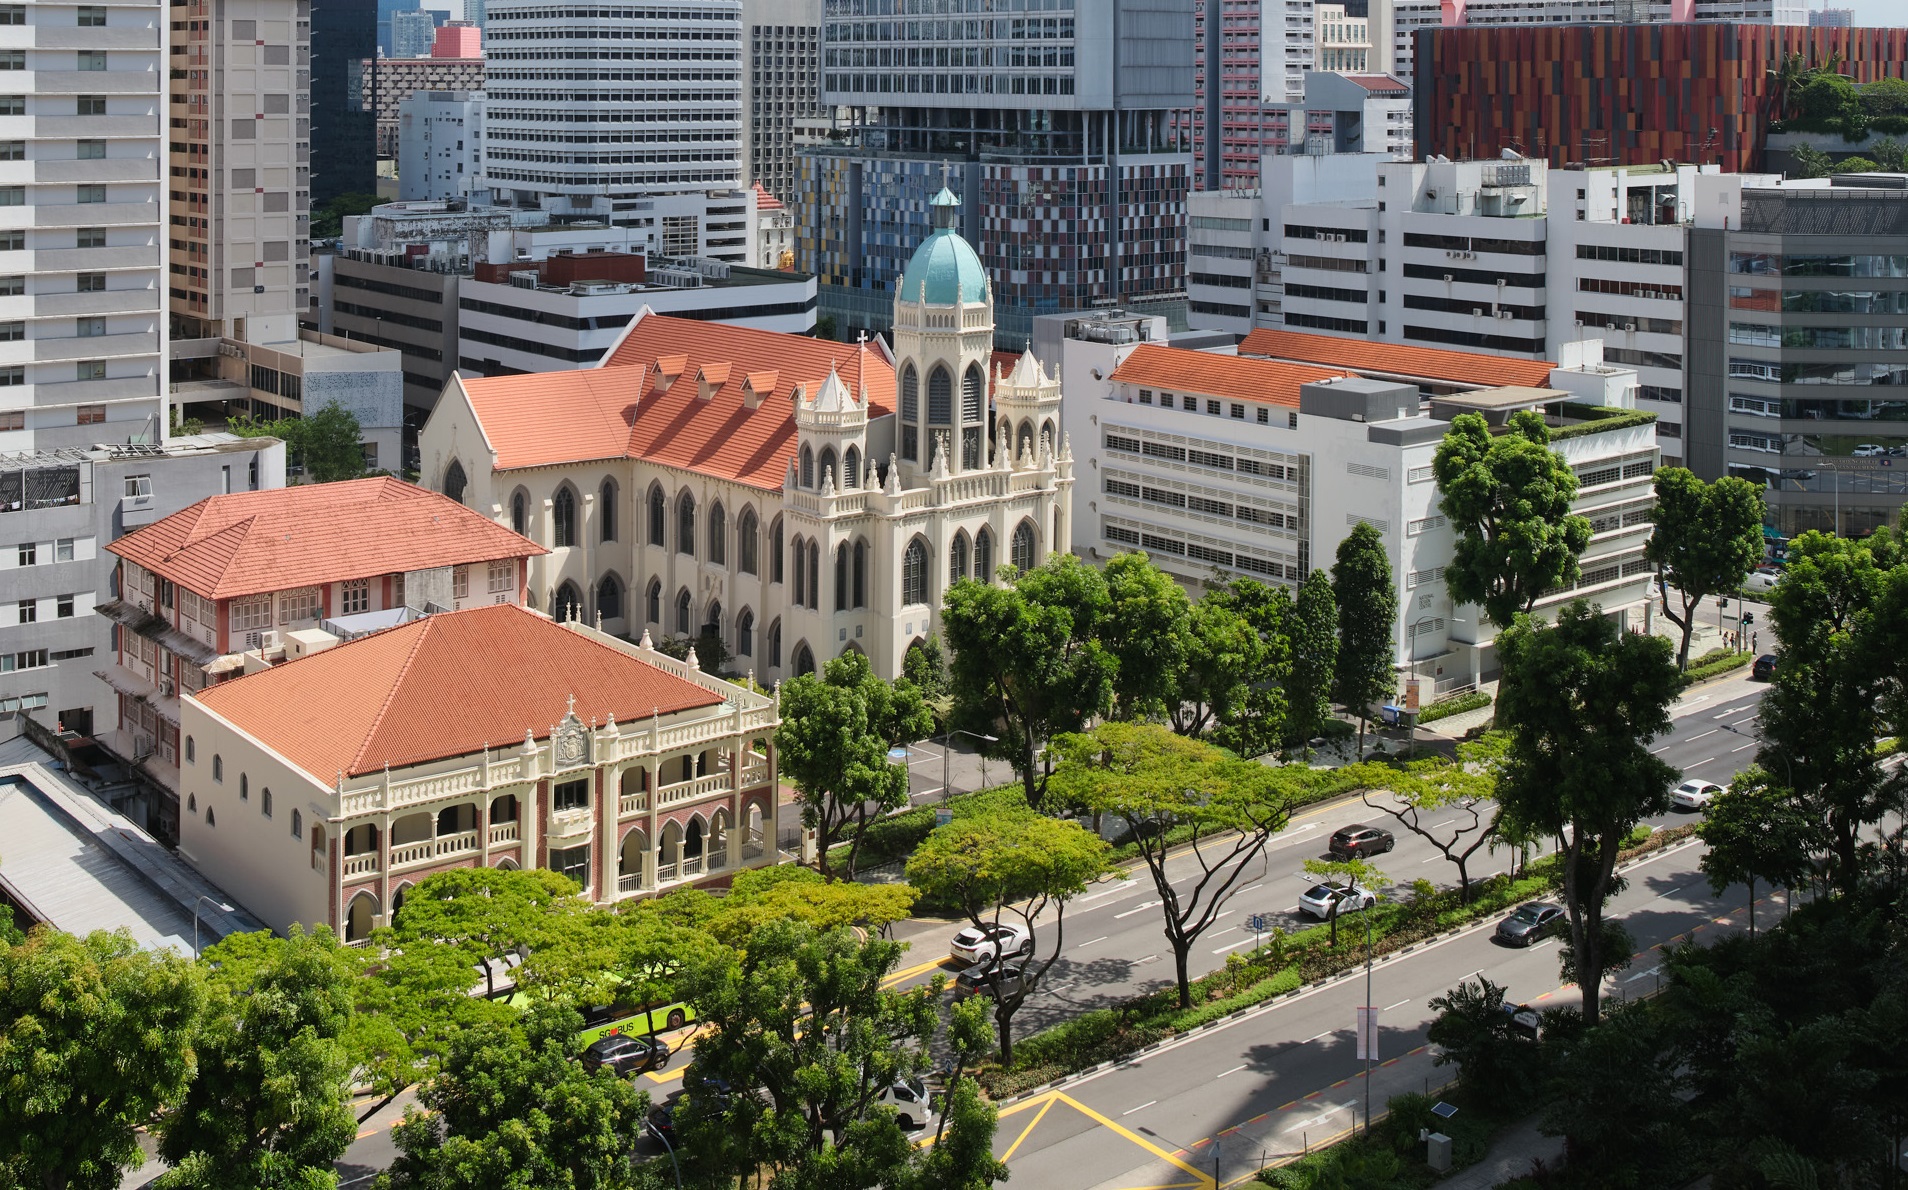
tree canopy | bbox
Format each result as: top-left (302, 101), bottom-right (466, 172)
top-left (1432, 409), bottom-right (1591, 628)
top-left (231, 402), bottom-right (369, 485)
top-left (1285, 569), bottom-right (1338, 751)
top-left (1331, 522), bottom-right (1399, 755)
top-left (1646, 467), bottom-right (1766, 670)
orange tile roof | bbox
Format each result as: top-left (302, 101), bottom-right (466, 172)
top-left (752, 183), bottom-right (785, 212)
top-left (1239, 329), bottom-right (1557, 389)
top-left (459, 313), bottom-right (895, 491)
top-left (193, 603), bottom-right (724, 779)
top-left (107, 477), bottom-right (544, 601)
top-left (1108, 343), bottom-right (1351, 408)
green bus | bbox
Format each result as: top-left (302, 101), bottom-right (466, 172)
top-left (504, 991), bottom-right (698, 1046)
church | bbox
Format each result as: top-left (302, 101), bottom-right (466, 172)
top-left (418, 188), bottom-right (1073, 682)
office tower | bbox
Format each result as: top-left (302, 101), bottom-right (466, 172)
top-left (375, 0), bottom-right (420, 53)
top-left (1688, 173), bottom-right (1908, 539)
top-left (390, 7), bottom-right (436, 55)
top-left (741, 0), bottom-right (824, 204)
top-left (1190, 0), bottom-right (1271, 190)
top-left (482, 0), bottom-right (744, 218)
top-left (367, 22), bottom-right (485, 158)
top-left (312, 0), bottom-right (378, 205)
top-left (167, 0), bottom-right (312, 344)
top-left (1416, 24), bottom-right (1907, 173)
top-left (1809, 7), bottom-right (1852, 25)
top-left (799, 0), bottom-right (1195, 348)
top-left (1, 0), bottom-right (168, 451)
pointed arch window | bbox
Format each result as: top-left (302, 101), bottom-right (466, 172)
top-left (737, 508), bottom-right (759, 575)
top-left (768, 617), bottom-right (782, 668)
top-left (852, 540), bottom-right (867, 609)
top-left (949, 532), bottom-right (969, 586)
top-left (555, 581), bottom-right (583, 621)
top-left (511, 491), bottom-right (527, 536)
top-left (737, 608), bottom-right (755, 656)
top-left (901, 538), bottom-right (928, 606)
top-left (648, 485), bottom-right (666, 545)
top-left (901, 363), bottom-right (918, 420)
top-left (928, 366), bottom-right (952, 424)
top-left (975, 527), bottom-right (993, 581)
top-left (835, 544), bottom-right (850, 611)
top-left (819, 448), bottom-right (837, 490)
top-left (800, 445), bottom-right (815, 489)
top-left (443, 459), bottom-right (467, 504)
top-left (806, 541), bottom-right (821, 610)
top-left (552, 487), bottom-right (577, 548)
top-left (1011, 520), bottom-right (1038, 572)
top-left (600, 479), bottom-right (617, 542)
top-left (843, 445), bottom-right (861, 487)
top-left (709, 501), bottom-right (727, 566)
top-left (769, 516), bottom-right (784, 583)
top-left (597, 574), bottom-right (622, 620)
top-left (791, 536), bottom-right (807, 607)
top-left (675, 589), bottom-right (693, 635)
top-left (962, 363), bottom-right (984, 422)
top-left (677, 492), bottom-right (696, 557)
top-left (646, 579), bottom-right (662, 624)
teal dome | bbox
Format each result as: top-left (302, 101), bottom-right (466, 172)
top-left (898, 228), bottom-right (990, 305)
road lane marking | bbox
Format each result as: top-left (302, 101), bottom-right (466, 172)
top-left (1239, 883), bottom-right (1263, 894)
top-left (1217, 1064), bottom-right (1247, 1078)
top-left (1420, 855), bottom-right (1442, 864)
top-left (1123, 1100), bottom-right (1157, 1116)
top-left (1212, 936), bottom-right (1258, 955)
top-left (1650, 743), bottom-right (1674, 754)
top-left (1686, 729), bottom-right (1718, 742)
top-left (1305, 1030), bottom-right (1334, 1043)
top-left (1050, 1093), bottom-right (1215, 1188)
top-left (1428, 819), bottom-right (1455, 829)
top-left (1688, 756), bottom-right (1717, 768)
top-left (1625, 964), bottom-right (1664, 983)
top-left (1384, 998), bottom-right (1410, 1011)
top-left (1136, 954), bottom-right (1162, 965)
top-left (880, 957), bottom-right (954, 988)
top-left (1731, 742), bottom-right (1756, 753)
top-left (1116, 901), bottom-right (1164, 919)
top-left (1079, 879), bottom-right (1143, 905)
top-left (1651, 882), bottom-right (1693, 902)
top-left (999, 1095), bottom-right (1056, 1162)
top-left (1076, 936), bottom-right (1109, 950)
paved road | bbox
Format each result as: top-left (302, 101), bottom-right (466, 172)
top-left (987, 835), bottom-right (1765, 1190)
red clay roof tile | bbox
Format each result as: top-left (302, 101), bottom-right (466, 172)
top-left (107, 477), bottom-right (544, 600)
top-left (459, 313), bottom-right (895, 491)
top-left (1108, 343), bottom-right (1351, 407)
top-left (193, 603), bottom-right (723, 779)
top-left (1239, 328), bottom-right (1557, 389)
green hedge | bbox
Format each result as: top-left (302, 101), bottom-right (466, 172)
top-left (1550, 408), bottom-right (1658, 441)
top-left (1417, 690), bottom-right (1491, 725)
top-left (1679, 647), bottom-right (1752, 687)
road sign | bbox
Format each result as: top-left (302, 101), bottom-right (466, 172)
top-left (1356, 1007), bottom-right (1379, 1061)
top-left (1247, 914), bottom-right (1267, 932)
top-left (935, 807), bottom-right (953, 827)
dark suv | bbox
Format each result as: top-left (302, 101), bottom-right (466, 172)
top-left (1752, 653), bottom-right (1778, 681)
top-left (582, 1034), bottom-right (671, 1078)
top-left (1329, 824), bottom-right (1396, 860)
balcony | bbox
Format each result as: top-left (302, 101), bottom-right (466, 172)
top-left (488, 820), bottom-right (521, 846)
top-left (35, 331), bottom-right (159, 361)
top-left (656, 771), bottom-right (732, 808)
top-left (342, 852), bottom-right (378, 877)
top-left (432, 828), bottom-right (480, 859)
top-left (35, 158), bottom-right (159, 185)
top-left (33, 245), bottom-right (158, 272)
top-left (619, 790), bottom-right (648, 816)
top-left (34, 202), bottom-right (159, 228)
top-left (36, 289), bottom-right (160, 317)
top-left (547, 805), bottom-right (592, 843)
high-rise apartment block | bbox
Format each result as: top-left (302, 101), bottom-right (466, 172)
top-left (741, 0), bottom-right (825, 204)
top-left (366, 24), bottom-right (485, 159)
top-left (1415, 24), bottom-right (1904, 173)
top-left (482, 0), bottom-right (744, 217)
top-left (1187, 154), bottom-right (1702, 467)
top-left (799, 0), bottom-right (1195, 347)
top-left (1809, 7), bottom-right (1852, 26)
top-left (397, 90), bottom-right (484, 201)
top-left (0, 0), bottom-right (169, 452)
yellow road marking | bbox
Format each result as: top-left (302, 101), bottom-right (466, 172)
top-left (997, 1090), bottom-right (1059, 1118)
top-left (881, 956), bottom-right (953, 988)
top-left (1050, 1092), bottom-right (1217, 1190)
top-left (1000, 1095), bottom-right (1058, 1162)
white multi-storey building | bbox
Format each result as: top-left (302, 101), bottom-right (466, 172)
top-left (481, 0), bottom-right (744, 220)
top-left (1056, 313), bottom-right (1658, 686)
top-left (1189, 153), bottom-right (1707, 466)
top-left (398, 90), bottom-right (485, 203)
top-left (2, 0), bottom-right (168, 452)
top-left (740, 0), bottom-right (823, 207)
top-left (1437, 0), bottom-right (1804, 24)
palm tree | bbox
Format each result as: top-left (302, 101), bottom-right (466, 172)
top-left (1768, 51), bottom-right (1809, 121)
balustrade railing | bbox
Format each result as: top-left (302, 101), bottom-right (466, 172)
top-left (342, 853), bottom-right (378, 877)
top-left (488, 820), bottom-right (521, 845)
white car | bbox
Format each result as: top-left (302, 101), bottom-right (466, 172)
top-left (1672, 780), bottom-right (1723, 811)
top-left (1742, 570), bottom-right (1780, 594)
top-left (1297, 882), bottom-right (1376, 920)
top-left (1853, 444), bottom-right (1888, 458)
top-left (949, 922), bottom-right (1033, 966)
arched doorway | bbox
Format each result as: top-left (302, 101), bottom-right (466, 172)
top-left (618, 828), bottom-right (648, 894)
top-left (344, 892), bottom-right (379, 943)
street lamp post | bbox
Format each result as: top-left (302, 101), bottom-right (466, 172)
top-left (192, 894), bottom-right (233, 959)
top-left (1363, 907), bottom-right (1375, 1134)
top-left (941, 728), bottom-right (998, 801)
top-left (647, 1120), bottom-right (682, 1190)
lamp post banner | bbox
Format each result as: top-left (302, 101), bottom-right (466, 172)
top-left (1356, 1007), bottom-right (1378, 1061)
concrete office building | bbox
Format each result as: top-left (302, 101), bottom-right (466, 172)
top-left (365, 24), bottom-right (485, 160)
top-left (0, 433), bottom-right (286, 839)
top-left (481, 0), bottom-right (744, 218)
top-left (312, 0), bottom-right (378, 205)
top-left (0, 0), bottom-right (169, 453)
top-left (389, 7), bottom-right (437, 56)
top-left (1809, 7), bottom-right (1852, 26)
top-left (798, 0), bottom-right (1195, 349)
top-left (1053, 310), bottom-right (1657, 685)
top-left (1432, 0), bottom-right (1805, 25)
top-left (1187, 154), bottom-right (1706, 466)
top-left (398, 89), bottom-right (484, 202)
top-left (741, 0), bottom-right (825, 207)
top-left (1687, 172), bottom-right (1908, 539)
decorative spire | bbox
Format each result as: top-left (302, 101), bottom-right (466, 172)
top-left (822, 465), bottom-right (835, 496)
top-left (522, 728), bottom-right (537, 753)
top-left (638, 627), bottom-right (654, 650)
top-left (884, 454), bottom-right (901, 495)
top-left (686, 644), bottom-right (700, 671)
top-left (931, 434), bottom-right (949, 478)
top-left (566, 693), bottom-right (576, 717)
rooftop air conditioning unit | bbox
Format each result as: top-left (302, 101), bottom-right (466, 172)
top-left (260, 629), bottom-right (281, 652)
top-left (1444, 274), bottom-right (1454, 282)
top-left (1472, 307), bottom-right (1484, 316)
top-left (1624, 322), bottom-right (1637, 332)
top-left (1498, 311), bottom-right (1513, 320)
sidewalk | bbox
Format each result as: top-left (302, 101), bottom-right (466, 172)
top-left (1427, 1115), bottom-right (1564, 1190)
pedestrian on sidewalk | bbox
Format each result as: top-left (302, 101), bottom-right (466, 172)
top-left (1753, 631), bottom-right (1759, 653)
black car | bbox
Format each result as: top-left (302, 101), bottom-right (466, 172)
top-left (647, 1075), bottom-right (734, 1145)
top-left (1752, 653), bottom-right (1778, 681)
top-left (1495, 901), bottom-right (1565, 947)
top-left (581, 1033), bottom-right (671, 1078)
top-left (1329, 824), bottom-right (1396, 860)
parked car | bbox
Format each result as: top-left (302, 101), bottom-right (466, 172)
top-left (1752, 653), bottom-right (1779, 681)
top-left (1328, 824), bottom-right (1396, 860)
top-left (953, 960), bottom-right (1030, 1001)
top-left (1297, 882), bottom-right (1376, 920)
top-left (646, 1074), bottom-right (734, 1145)
top-left (582, 1033), bottom-right (670, 1078)
top-left (949, 922), bottom-right (1033, 965)
top-left (1672, 779), bottom-right (1723, 811)
top-left (1853, 444), bottom-right (1888, 457)
top-left (1495, 901), bottom-right (1566, 947)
